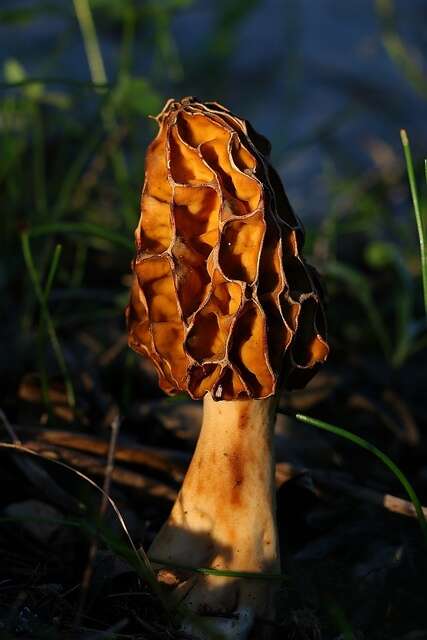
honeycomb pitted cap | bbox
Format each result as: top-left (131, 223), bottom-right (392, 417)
top-left (126, 97), bottom-right (329, 400)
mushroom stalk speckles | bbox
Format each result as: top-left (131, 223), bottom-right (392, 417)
top-left (149, 395), bottom-right (280, 639)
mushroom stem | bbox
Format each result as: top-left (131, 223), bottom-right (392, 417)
top-left (149, 394), bottom-right (280, 638)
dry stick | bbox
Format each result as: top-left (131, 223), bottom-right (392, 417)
top-left (383, 389), bottom-right (420, 446)
top-left (130, 612), bottom-right (167, 639)
top-left (348, 393), bottom-right (404, 440)
top-left (0, 409), bottom-right (21, 445)
top-left (307, 468), bottom-right (427, 519)
top-left (20, 430), bottom-right (427, 522)
top-left (72, 126), bottom-right (127, 210)
top-left (275, 463), bottom-right (427, 520)
top-left (6, 590), bottom-right (28, 631)
top-left (0, 410), bottom-right (80, 513)
top-left (81, 617), bottom-right (130, 639)
top-left (22, 441), bottom-right (179, 501)
top-left (0, 442), bottom-right (163, 605)
top-left (73, 415), bottom-right (121, 628)
top-left (101, 415), bottom-right (120, 517)
top-left (24, 427), bottom-right (187, 480)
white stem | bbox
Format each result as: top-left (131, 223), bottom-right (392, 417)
top-left (149, 395), bottom-right (280, 635)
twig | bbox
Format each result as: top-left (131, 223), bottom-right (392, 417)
top-left (6, 590), bottom-right (28, 632)
top-left (383, 389), bottom-right (420, 446)
top-left (101, 414), bottom-right (120, 516)
top-left (131, 611), bottom-right (167, 638)
top-left (274, 462), bottom-right (427, 520)
top-left (0, 409), bottom-right (21, 445)
top-left (23, 440), bottom-right (179, 501)
top-left (0, 442), bottom-right (163, 607)
top-left (19, 426), bottom-right (187, 481)
top-left (81, 617), bottom-right (130, 639)
top-left (19, 426), bottom-right (427, 521)
top-left (72, 125), bottom-right (127, 210)
top-left (348, 392), bottom-right (403, 440)
top-left (18, 429), bottom-right (427, 523)
top-left (307, 468), bottom-right (427, 519)
top-left (281, 409), bottom-right (427, 545)
top-left (74, 414), bottom-right (121, 628)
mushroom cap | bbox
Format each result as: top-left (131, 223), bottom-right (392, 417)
top-left (126, 97), bottom-right (329, 400)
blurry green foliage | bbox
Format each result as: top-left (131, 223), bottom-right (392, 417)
top-left (0, 0), bottom-right (426, 406)
top-left (108, 74), bottom-right (162, 117)
top-left (0, 3), bottom-right (63, 26)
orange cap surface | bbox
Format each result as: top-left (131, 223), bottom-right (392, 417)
top-left (126, 98), bottom-right (329, 400)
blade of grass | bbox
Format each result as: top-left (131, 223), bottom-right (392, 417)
top-left (73, 0), bottom-right (134, 229)
top-left (324, 261), bottom-right (392, 359)
top-left (38, 243), bottom-right (63, 416)
top-left (70, 242), bottom-right (88, 289)
top-left (148, 558), bottom-right (287, 582)
top-left (21, 232), bottom-right (75, 408)
top-left (280, 410), bottom-right (427, 547)
top-left (44, 243), bottom-right (62, 300)
top-left (32, 104), bottom-right (47, 219)
top-left (118, 4), bottom-right (136, 78)
top-left (326, 598), bottom-right (355, 640)
top-left (73, 0), bottom-right (107, 89)
top-left (376, 0), bottom-right (427, 100)
top-left (27, 221), bottom-right (133, 251)
top-left (0, 77), bottom-right (112, 90)
top-left (52, 124), bottom-right (104, 220)
top-left (380, 245), bottom-right (414, 367)
top-left (400, 129), bottom-right (427, 318)
top-left (74, 415), bottom-right (121, 628)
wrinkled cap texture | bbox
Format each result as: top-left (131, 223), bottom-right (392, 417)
top-left (126, 97), bottom-right (329, 400)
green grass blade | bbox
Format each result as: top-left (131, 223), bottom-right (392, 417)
top-left (73, 0), bottom-right (134, 230)
top-left (43, 243), bottom-right (62, 301)
top-left (52, 125), bottom-right (104, 220)
top-left (288, 411), bottom-right (427, 546)
top-left (324, 260), bottom-right (392, 359)
top-left (326, 598), bottom-right (355, 640)
top-left (73, 0), bottom-right (107, 88)
top-left (400, 129), bottom-right (427, 318)
top-left (376, 0), bottom-right (427, 100)
top-left (38, 243), bottom-right (63, 415)
top-left (21, 232), bottom-right (75, 408)
top-left (27, 221), bottom-right (133, 251)
top-left (149, 557), bottom-right (288, 582)
top-left (32, 104), bottom-right (47, 218)
top-left (0, 77), bottom-right (111, 90)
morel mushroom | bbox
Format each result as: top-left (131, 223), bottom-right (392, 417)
top-left (126, 97), bottom-right (328, 639)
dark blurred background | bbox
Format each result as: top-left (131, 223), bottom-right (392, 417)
top-left (2, 0), bottom-right (427, 416)
top-left (2, 0), bottom-right (427, 219)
